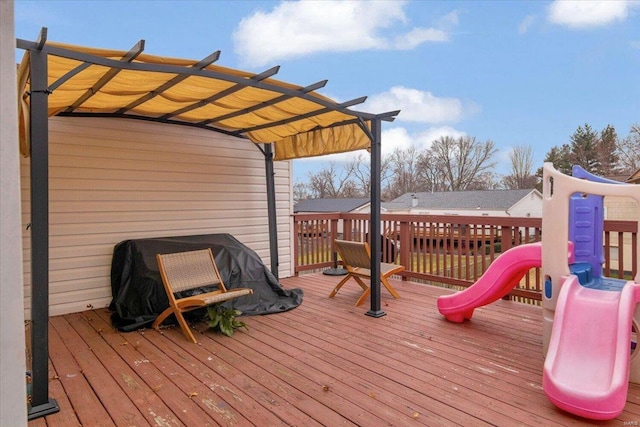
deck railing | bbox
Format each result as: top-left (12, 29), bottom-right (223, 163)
top-left (293, 213), bottom-right (638, 303)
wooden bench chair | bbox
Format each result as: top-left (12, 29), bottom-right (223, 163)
top-left (152, 248), bottom-right (253, 343)
top-left (330, 239), bottom-right (404, 306)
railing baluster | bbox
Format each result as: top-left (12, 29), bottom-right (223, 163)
top-left (293, 213), bottom-right (637, 301)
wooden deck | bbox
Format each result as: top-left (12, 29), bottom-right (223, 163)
top-left (28, 273), bottom-right (640, 426)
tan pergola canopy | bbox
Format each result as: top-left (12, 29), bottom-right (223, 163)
top-left (17, 37), bottom-right (398, 160)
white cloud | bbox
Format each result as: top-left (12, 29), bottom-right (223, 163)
top-left (438, 10), bottom-right (461, 29)
top-left (364, 86), bottom-right (477, 124)
top-left (381, 127), bottom-right (414, 156)
top-left (547, 0), bottom-right (637, 29)
top-left (413, 126), bottom-right (466, 150)
top-left (382, 126), bottom-right (466, 155)
top-left (393, 28), bottom-right (448, 50)
top-left (518, 15), bottom-right (536, 34)
top-left (632, 40), bottom-right (640, 49)
top-left (233, 0), bottom-right (454, 67)
top-left (295, 148), bottom-right (367, 163)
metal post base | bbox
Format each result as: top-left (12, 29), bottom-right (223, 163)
top-left (322, 267), bottom-right (348, 276)
top-left (28, 399), bottom-right (60, 420)
top-left (365, 310), bottom-right (387, 318)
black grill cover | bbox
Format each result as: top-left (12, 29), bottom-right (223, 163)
top-left (109, 234), bottom-right (303, 331)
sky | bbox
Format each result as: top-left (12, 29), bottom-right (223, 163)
top-left (13, 0), bottom-right (640, 183)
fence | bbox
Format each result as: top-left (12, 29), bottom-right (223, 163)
top-left (293, 213), bottom-right (638, 303)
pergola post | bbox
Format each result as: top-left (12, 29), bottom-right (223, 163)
top-left (264, 143), bottom-right (279, 280)
top-left (27, 31), bottom-right (60, 420)
top-left (366, 118), bottom-right (385, 317)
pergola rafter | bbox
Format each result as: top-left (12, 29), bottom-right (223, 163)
top-left (63, 40), bottom-right (145, 113)
top-left (116, 50), bottom-right (221, 114)
top-left (230, 96), bottom-right (369, 137)
top-left (158, 65), bottom-right (281, 120)
top-left (197, 79), bottom-right (328, 126)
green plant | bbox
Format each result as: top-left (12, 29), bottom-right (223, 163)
top-left (486, 242), bottom-right (502, 254)
top-left (206, 305), bottom-right (247, 337)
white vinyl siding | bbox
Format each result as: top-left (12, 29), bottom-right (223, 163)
top-left (506, 191), bottom-right (543, 218)
top-left (2, 4), bottom-right (30, 425)
top-left (21, 117), bottom-right (292, 317)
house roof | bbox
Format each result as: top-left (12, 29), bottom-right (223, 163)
top-left (294, 198), bottom-right (370, 213)
top-left (16, 30), bottom-right (399, 160)
top-left (626, 168), bottom-right (640, 184)
top-left (387, 189), bottom-right (538, 211)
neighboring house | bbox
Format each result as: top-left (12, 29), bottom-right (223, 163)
top-left (294, 197), bottom-right (370, 213)
top-left (601, 171), bottom-right (640, 274)
top-left (625, 168), bottom-right (640, 184)
top-left (294, 198), bottom-right (371, 236)
top-left (383, 189), bottom-right (543, 218)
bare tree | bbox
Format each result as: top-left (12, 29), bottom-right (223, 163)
top-left (345, 152), bottom-right (391, 198)
top-left (416, 150), bottom-right (448, 193)
top-left (616, 124), bottom-right (640, 175)
top-left (383, 146), bottom-right (424, 200)
top-left (502, 144), bottom-right (538, 189)
top-left (293, 182), bottom-right (310, 202)
top-left (298, 136), bottom-right (500, 198)
top-left (428, 135), bottom-right (497, 191)
top-left (306, 162), bottom-right (357, 198)
top-left (469, 171), bottom-right (502, 190)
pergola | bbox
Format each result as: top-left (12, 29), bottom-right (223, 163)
top-left (17, 28), bottom-right (399, 419)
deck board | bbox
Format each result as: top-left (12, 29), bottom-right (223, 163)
top-left (48, 318), bottom-right (116, 427)
top-left (28, 273), bottom-right (640, 426)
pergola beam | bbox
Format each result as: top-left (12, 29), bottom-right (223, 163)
top-left (115, 50), bottom-right (221, 114)
top-left (197, 79), bottom-right (328, 126)
top-left (159, 65), bottom-right (280, 120)
top-left (49, 62), bottom-right (92, 91)
top-left (57, 111), bottom-right (237, 136)
top-left (15, 39), bottom-right (385, 121)
top-left (231, 95), bottom-right (367, 136)
top-left (63, 40), bottom-right (145, 113)
top-left (35, 27), bottom-right (47, 50)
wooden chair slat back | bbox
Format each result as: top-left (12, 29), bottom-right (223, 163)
top-left (335, 240), bottom-right (371, 269)
top-left (157, 249), bottom-right (223, 293)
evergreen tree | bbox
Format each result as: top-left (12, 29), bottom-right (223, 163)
top-left (597, 124), bottom-right (620, 176)
top-left (535, 144), bottom-right (571, 190)
top-left (569, 124), bottom-right (600, 174)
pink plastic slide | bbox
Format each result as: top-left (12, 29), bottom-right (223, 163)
top-left (543, 275), bottom-right (640, 420)
top-left (437, 242), bottom-right (542, 322)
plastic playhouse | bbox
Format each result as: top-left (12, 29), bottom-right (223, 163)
top-left (437, 162), bottom-right (640, 420)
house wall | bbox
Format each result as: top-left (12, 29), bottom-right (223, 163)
top-left (506, 193), bottom-right (543, 218)
top-left (382, 192), bottom-right (543, 218)
top-left (1, 1), bottom-right (29, 425)
top-left (403, 208), bottom-right (512, 217)
top-left (604, 195), bottom-right (639, 273)
top-left (21, 117), bottom-right (292, 318)
top-left (605, 195), bottom-right (639, 221)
